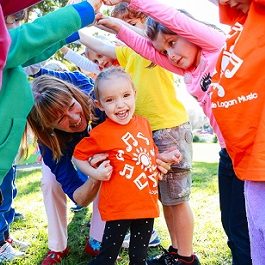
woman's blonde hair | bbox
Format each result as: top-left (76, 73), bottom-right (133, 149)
top-left (27, 75), bottom-right (95, 160)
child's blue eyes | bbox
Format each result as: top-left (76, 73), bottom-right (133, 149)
top-left (104, 94), bottom-right (131, 103)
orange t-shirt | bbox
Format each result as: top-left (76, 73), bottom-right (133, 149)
top-left (73, 115), bottom-right (160, 221)
top-left (211, 3), bottom-right (265, 181)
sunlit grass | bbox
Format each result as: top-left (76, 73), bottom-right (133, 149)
top-left (8, 145), bottom-right (231, 265)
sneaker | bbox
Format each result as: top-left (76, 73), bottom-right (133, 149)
top-left (41, 247), bottom-right (70, 265)
top-left (6, 237), bottom-right (30, 251)
top-left (84, 237), bottom-right (100, 257)
top-left (70, 204), bottom-right (84, 212)
top-left (176, 254), bottom-right (201, 265)
top-left (148, 230), bottom-right (161, 247)
top-left (122, 230), bottom-right (161, 249)
top-left (0, 242), bottom-right (25, 262)
top-left (14, 212), bottom-right (25, 221)
top-left (147, 246), bottom-right (178, 265)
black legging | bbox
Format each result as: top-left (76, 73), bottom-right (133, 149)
top-left (89, 218), bottom-right (154, 265)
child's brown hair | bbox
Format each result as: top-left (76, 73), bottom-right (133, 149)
top-left (111, 2), bottom-right (146, 21)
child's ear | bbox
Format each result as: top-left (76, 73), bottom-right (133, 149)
top-left (94, 100), bottom-right (104, 111)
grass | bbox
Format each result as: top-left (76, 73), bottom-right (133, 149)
top-left (7, 144), bottom-right (231, 265)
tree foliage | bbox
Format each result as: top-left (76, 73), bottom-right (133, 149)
top-left (24, 0), bottom-right (112, 66)
top-left (35, 0), bottom-right (67, 15)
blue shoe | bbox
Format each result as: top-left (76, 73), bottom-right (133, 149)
top-left (14, 212), bottom-right (24, 221)
top-left (84, 237), bottom-right (101, 256)
top-left (70, 205), bottom-right (84, 212)
top-left (148, 230), bottom-right (161, 247)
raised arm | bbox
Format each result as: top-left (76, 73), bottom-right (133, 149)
top-left (79, 28), bottom-right (117, 59)
top-left (6, 0), bottom-right (97, 69)
top-left (62, 46), bottom-right (100, 74)
top-left (97, 15), bottom-right (184, 74)
top-left (103, 0), bottom-right (225, 51)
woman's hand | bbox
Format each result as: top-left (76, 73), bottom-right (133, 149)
top-left (94, 160), bottom-right (113, 181)
top-left (102, 0), bottom-right (130, 6)
top-left (88, 153), bottom-right (109, 168)
top-left (73, 153), bottom-right (111, 181)
top-left (88, 153), bottom-right (112, 181)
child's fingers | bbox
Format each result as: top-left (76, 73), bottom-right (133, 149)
top-left (102, 0), bottom-right (125, 6)
top-left (95, 12), bottom-right (104, 21)
top-left (89, 153), bottom-right (109, 167)
top-left (102, 0), bottom-right (115, 5)
top-left (157, 173), bottom-right (163, 181)
top-left (66, 0), bottom-right (76, 5)
top-left (156, 158), bottom-right (171, 174)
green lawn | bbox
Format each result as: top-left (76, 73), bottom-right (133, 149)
top-left (7, 144), bottom-right (231, 265)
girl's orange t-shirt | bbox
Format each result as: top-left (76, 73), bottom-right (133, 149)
top-left (74, 115), bottom-right (160, 221)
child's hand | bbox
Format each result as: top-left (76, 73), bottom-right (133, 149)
top-left (156, 148), bottom-right (182, 174)
top-left (94, 160), bottom-right (113, 181)
top-left (60, 46), bottom-right (69, 55)
top-left (102, 0), bottom-right (129, 6)
top-left (87, 0), bottom-right (102, 12)
top-left (67, 0), bottom-right (102, 12)
top-left (156, 159), bottom-right (171, 175)
top-left (96, 13), bottom-right (122, 33)
top-left (158, 148), bottom-right (182, 165)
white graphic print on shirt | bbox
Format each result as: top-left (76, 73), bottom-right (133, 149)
top-left (116, 131), bottom-right (158, 192)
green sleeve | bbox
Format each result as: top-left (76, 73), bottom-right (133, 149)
top-left (22, 39), bottom-right (66, 67)
top-left (6, 2), bottom-right (94, 68)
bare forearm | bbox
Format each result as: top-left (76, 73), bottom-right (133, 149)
top-left (79, 29), bottom-right (117, 59)
top-left (73, 178), bottom-right (101, 206)
top-left (73, 158), bottom-right (97, 177)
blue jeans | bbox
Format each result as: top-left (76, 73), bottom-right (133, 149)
top-left (0, 166), bottom-right (16, 243)
top-left (218, 149), bottom-right (251, 265)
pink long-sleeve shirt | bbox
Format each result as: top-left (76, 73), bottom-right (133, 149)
top-left (0, 6), bottom-right (10, 89)
top-left (117, 0), bottom-right (226, 147)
